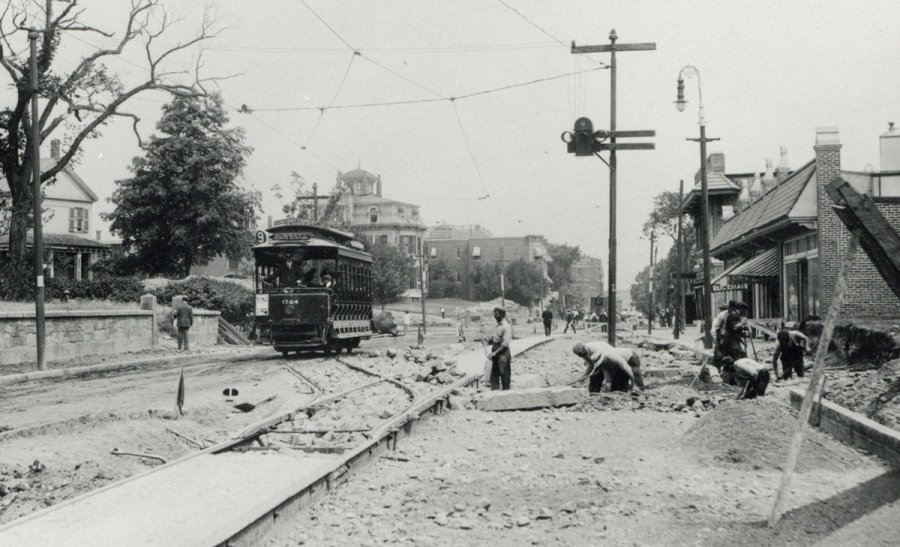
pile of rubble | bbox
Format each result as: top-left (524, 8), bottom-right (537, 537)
top-left (361, 348), bottom-right (467, 388)
top-left (682, 398), bottom-right (871, 472)
top-left (573, 384), bottom-right (727, 416)
top-left (824, 358), bottom-right (900, 430)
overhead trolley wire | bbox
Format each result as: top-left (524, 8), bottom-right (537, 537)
top-left (304, 52), bottom-right (358, 147)
top-left (299, 0), bottom-right (445, 99)
top-left (494, 0), bottom-right (607, 68)
top-left (250, 66), bottom-right (605, 112)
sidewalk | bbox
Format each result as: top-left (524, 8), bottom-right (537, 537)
top-left (0, 345), bottom-right (270, 387)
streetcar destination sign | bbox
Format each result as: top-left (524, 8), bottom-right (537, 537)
top-left (269, 232), bottom-right (312, 242)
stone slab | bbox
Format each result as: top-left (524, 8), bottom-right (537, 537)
top-left (476, 386), bottom-right (586, 411)
top-left (0, 451), bottom-right (337, 547)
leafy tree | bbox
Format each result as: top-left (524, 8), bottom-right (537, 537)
top-left (104, 94), bottom-right (259, 276)
top-left (0, 0), bottom-right (220, 259)
top-left (426, 257), bottom-right (458, 298)
top-left (642, 191), bottom-right (695, 246)
top-left (630, 266), bottom-right (651, 318)
top-left (505, 259), bottom-right (543, 307)
top-left (547, 243), bottom-right (581, 290)
top-left (472, 261), bottom-right (502, 301)
top-left (370, 242), bottom-right (413, 309)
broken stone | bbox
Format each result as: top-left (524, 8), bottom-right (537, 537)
top-left (458, 519), bottom-right (474, 530)
top-left (433, 514), bottom-right (448, 527)
top-left (476, 387), bottom-right (587, 411)
top-left (537, 507), bottom-right (553, 520)
top-left (386, 349), bottom-right (398, 358)
top-left (559, 502), bottom-right (577, 514)
top-left (516, 516), bottom-right (531, 527)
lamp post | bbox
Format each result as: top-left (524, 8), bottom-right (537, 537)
top-left (675, 65), bottom-right (718, 349)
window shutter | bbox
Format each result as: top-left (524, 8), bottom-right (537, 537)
top-left (69, 208), bottom-right (75, 232)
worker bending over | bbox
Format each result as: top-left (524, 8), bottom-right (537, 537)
top-left (720, 356), bottom-right (770, 400)
top-left (772, 329), bottom-right (809, 380)
top-left (572, 342), bottom-right (644, 393)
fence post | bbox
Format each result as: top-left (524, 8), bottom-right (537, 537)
top-left (141, 294), bottom-right (158, 346)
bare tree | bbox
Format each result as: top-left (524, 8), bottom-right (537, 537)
top-left (0, 0), bottom-right (225, 258)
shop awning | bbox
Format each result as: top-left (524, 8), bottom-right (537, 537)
top-left (710, 260), bottom-right (745, 291)
top-left (729, 248), bottom-right (779, 283)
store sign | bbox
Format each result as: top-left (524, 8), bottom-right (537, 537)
top-left (712, 283), bottom-right (749, 292)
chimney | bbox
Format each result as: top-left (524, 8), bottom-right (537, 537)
top-left (749, 172), bottom-right (763, 201)
top-left (814, 126), bottom-right (843, 313)
top-left (761, 158), bottom-right (776, 193)
top-left (775, 146), bottom-right (790, 183)
top-left (376, 174), bottom-right (382, 197)
top-left (707, 152), bottom-right (725, 173)
top-left (51, 139), bottom-right (61, 160)
top-left (737, 178), bottom-right (752, 211)
top-left (879, 122), bottom-right (900, 171)
top-left (95, 230), bottom-right (101, 242)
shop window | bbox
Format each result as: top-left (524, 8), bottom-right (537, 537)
top-left (472, 246), bottom-right (481, 259)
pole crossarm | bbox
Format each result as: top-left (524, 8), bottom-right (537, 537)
top-left (572, 42), bottom-right (656, 53)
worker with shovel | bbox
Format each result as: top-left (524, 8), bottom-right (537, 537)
top-left (485, 307), bottom-right (513, 390)
top-left (572, 342), bottom-right (644, 393)
top-left (772, 329), bottom-right (810, 380)
top-left (719, 356), bottom-right (770, 399)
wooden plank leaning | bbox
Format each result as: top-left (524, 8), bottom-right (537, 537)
top-left (768, 231), bottom-right (859, 527)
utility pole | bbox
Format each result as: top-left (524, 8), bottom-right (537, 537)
top-left (29, 31), bottom-right (46, 371)
top-left (419, 245), bottom-right (427, 334)
top-left (570, 30), bottom-right (656, 346)
top-left (674, 179), bottom-right (684, 339)
top-left (648, 231), bottom-right (655, 335)
top-left (537, 257), bottom-right (544, 312)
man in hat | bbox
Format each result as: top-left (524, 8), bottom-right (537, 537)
top-left (486, 307), bottom-right (514, 390)
top-left (572, 341), bottom-right (644, 393)
top-left (563, 308), bottom-right (577, 334)
top-left (172, 296), bottom-right (194, 351)
top-left (541, 307), bottom-right (554, 336)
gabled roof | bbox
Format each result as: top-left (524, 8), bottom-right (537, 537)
top-left (710, 159), bottom-right (816, 254)
top-left (683, 172), bottom-right (742, 212)
top-left (0, 158), bottom-right (98, 203)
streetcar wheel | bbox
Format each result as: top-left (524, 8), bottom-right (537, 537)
top-left (344, 345), bottom-right (353, 354)
top-left (281, 351), bottom-right (289, 357)
top-left (323, 346), bottom-right (333, 355)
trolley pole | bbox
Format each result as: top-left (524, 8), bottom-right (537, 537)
top-left (29, 31), bottom-right (47, 371)
top-left (571, 30), bottom-right (656, 346)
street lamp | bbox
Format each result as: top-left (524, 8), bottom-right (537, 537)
top-left (676, 65), bottom-right (717, 349)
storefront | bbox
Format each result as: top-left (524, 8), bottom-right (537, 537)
top-left (782, 232), bottom-right (818, 322)
top-left (727, 248), bottom-right (781, 320)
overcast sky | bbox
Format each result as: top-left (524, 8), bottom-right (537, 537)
top-left (7, 0), bottom-right (900, 288)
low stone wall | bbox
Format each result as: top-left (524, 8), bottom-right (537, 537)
top-left (0, 309), bottom-right (220, 366)
top-left (789, 388), bottom-right (900, 468)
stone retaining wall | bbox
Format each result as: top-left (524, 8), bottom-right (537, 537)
top-left (789, 388), bottom-right (900, 468)
top-left (0, 309), bottom-right (220, 366)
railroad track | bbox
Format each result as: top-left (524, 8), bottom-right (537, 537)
top-left (0, 335), bottom-right (554, 546)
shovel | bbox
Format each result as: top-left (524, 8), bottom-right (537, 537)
top-left (233, 395), bottom-right (277, 413)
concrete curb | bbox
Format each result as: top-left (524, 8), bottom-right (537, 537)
top-left (789, 387), bottom-right (900, 467)
top-left (0, 347), bottom-right (273, 387)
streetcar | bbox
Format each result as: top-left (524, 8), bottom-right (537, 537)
top-left (253, 220), bottom-right (373, 355)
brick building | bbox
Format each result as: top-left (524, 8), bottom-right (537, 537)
top-left (705, 126), bottom-right (900, 326)
top-left (424, 235), bottom-right (551, 302)
top-left (425, 224), bottom-right (492, 241)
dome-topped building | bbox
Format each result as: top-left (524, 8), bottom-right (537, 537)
top-left (332, 167), bottom-right (427, 301)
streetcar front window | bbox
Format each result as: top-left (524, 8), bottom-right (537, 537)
top-left (254, 247), bottom-right (337, 291)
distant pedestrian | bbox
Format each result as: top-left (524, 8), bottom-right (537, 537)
top-left (487, 307), bottom-right (513, 390)
top-left (172, 297), bottom-right (194, 351)
top-left (772, 329), bottom-right (809, 380)
top-left (440, 307), bottom-right (446, 319)
top-left (403, 311), bottom-right (411, 335)
top-left (541, 308), bottom-right (554, 336)
top-left (563, 309), bottom-right (577, 334)
top-left (457, 315), bottom-right (466, 342)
